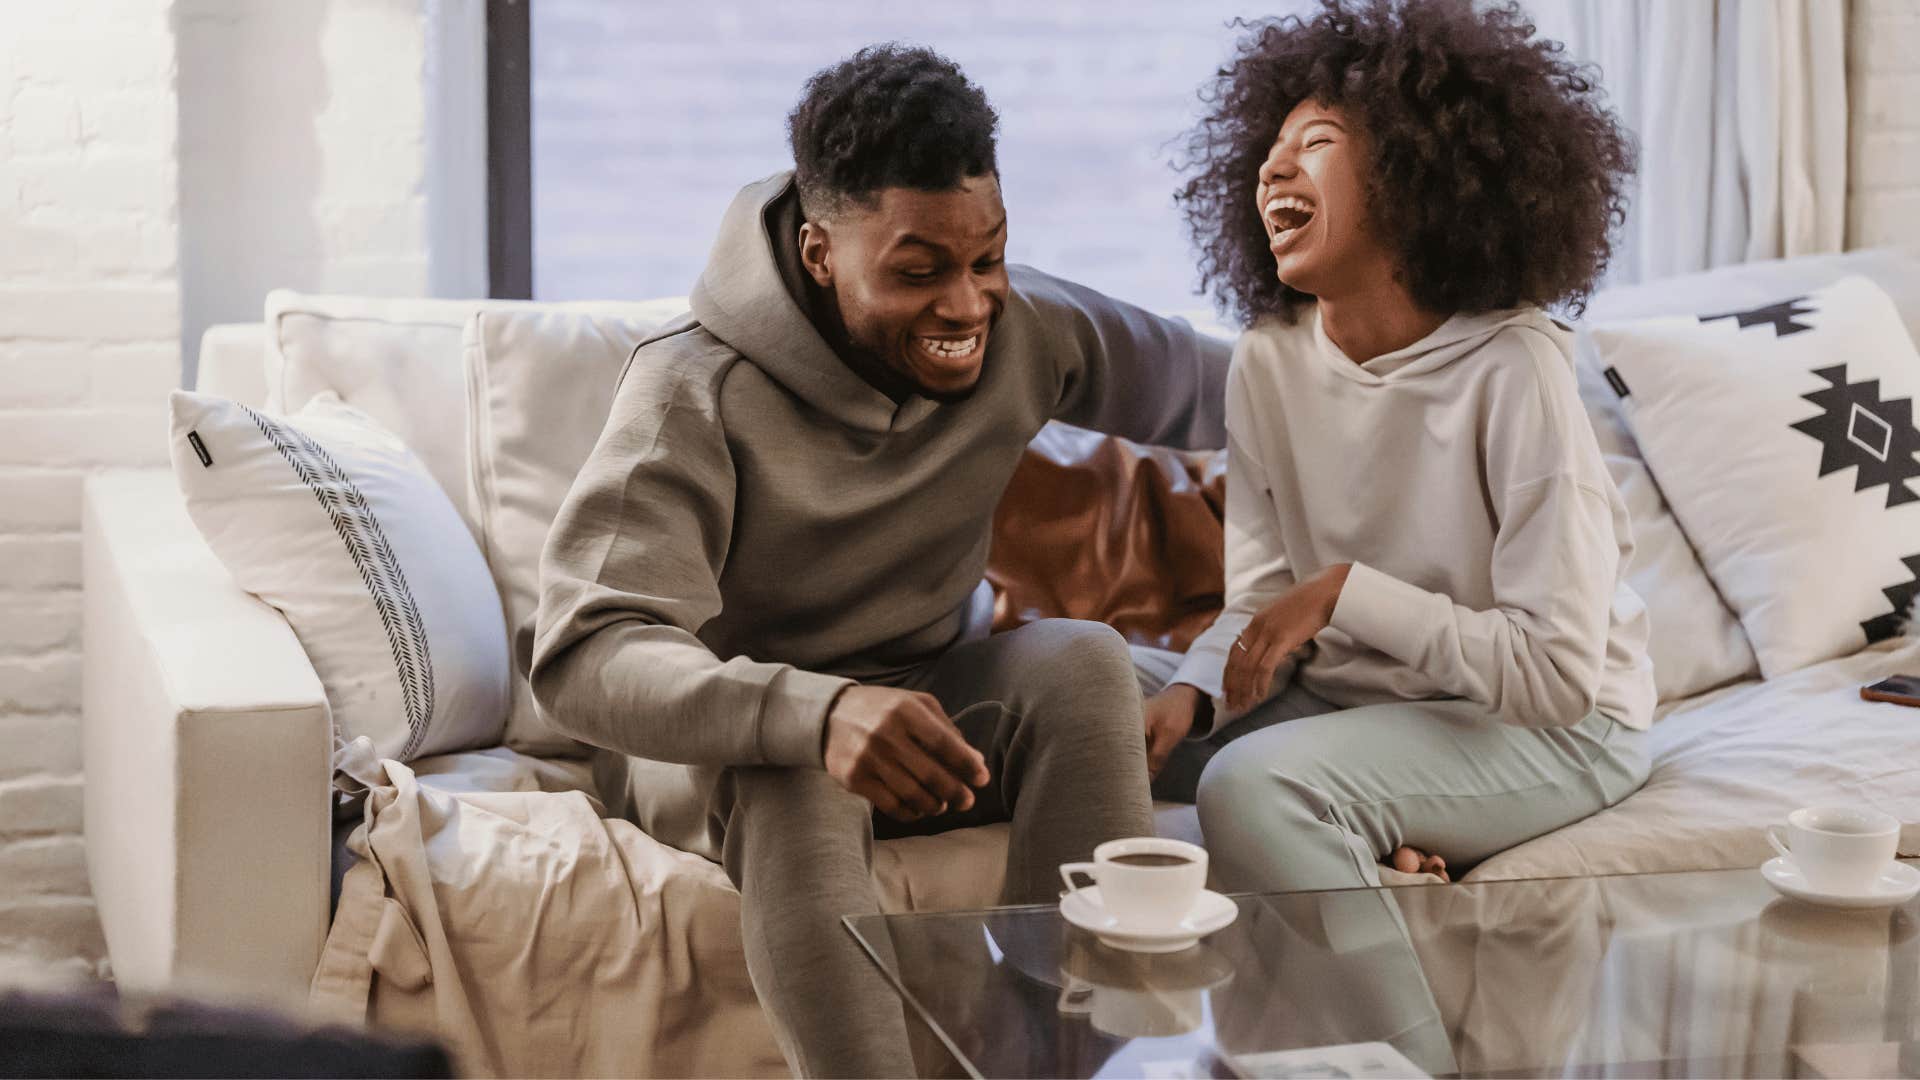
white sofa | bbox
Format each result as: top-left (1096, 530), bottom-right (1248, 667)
top-left (82, 255), bottom-right (1920, 1076)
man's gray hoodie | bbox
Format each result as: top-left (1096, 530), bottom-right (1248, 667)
top-left (529, 172), bottom-right (1230, 769)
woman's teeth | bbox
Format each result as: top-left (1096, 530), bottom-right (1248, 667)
top-left (1264, 195), bottom-right (1315, 235)
top-left (918, 335), bottom-right (979, 360)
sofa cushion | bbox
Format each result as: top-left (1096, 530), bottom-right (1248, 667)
top-left (1582, 248), bottom-right (1920, 343)
top-left (1469, 637), bottom-right (1920, 881)
top-left (1592, 276), bottom-right (1920, 678)
top-left (168, 390), bottom-right (510, 769)
top-left (264, 290), bottom-right (685, 540)
top-left (463, 306), bottom-right (688, 755)
top-left (1573, 356), bottom-right (1759, 701)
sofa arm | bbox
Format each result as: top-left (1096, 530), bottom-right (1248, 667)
top-left (194, 323), bottom-right (271, 408)
top-left (82, 470), bottom-right (332, 1007)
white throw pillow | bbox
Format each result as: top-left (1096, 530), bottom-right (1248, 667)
top-left (1573, 348), bottom-right (1759, 701)
top-left (1590, 276), bottom-right (1920, 678)
top-left (464, 304), bottom-right (688, 755)
top-left (265, 290), bottom-right (688, 541)
top-left (1575, 248), bottom-right (1920, 700)
top-left (168, 389), bottom-right (511, 768)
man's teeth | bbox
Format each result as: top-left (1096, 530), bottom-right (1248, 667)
top-left (920, 336), bottom-right (977, 358)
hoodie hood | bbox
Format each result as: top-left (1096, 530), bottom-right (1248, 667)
top-left (1312, 303), bottom-right (1569, 384)
top-left (689, 171), bottom-right (942, 434)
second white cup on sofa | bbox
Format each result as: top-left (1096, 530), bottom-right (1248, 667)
top-left (1060, 837), bottom-right (1207, 928)
top-left (1767, 806), bottom-right (1900, 894)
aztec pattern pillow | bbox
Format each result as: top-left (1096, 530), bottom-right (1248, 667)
top-left (1589, 276), bottom-right (1920, 678)
top-left (169, 390), bottom-right (510, 768)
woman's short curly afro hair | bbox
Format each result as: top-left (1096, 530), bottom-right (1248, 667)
top-left (788, 44), bottom-right (999, 221)
top-left (1177, 0), bottom-right (1634, 326)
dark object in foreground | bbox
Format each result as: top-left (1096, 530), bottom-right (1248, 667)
top-left (0, 984), bottom-right (452, 1079)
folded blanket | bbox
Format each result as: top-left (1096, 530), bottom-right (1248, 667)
top-left (311, 747), bottom-right (786, 1078)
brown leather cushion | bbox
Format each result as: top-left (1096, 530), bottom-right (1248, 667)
top-left (988, 424), bottom-right (1227, 653)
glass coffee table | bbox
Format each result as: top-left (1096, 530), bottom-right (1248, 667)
top-left (846, 861), bottom-right (1920, 1078)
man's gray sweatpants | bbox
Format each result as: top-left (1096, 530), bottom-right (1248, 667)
top-left (599, 619), bottom-right (1156, 1078)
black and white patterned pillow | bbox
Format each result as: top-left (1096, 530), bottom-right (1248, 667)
top-left (1590, 276), bottom-right (1920, 678)
top-left (168, 390), bottom-right (510, 769)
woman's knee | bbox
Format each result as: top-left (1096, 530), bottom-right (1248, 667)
top-left (1195, 737), bottom-right (1321, 836)
top-left (1196, 733), bottom-right (1406, 893)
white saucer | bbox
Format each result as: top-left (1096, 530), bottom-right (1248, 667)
top-left (1761, 857), bottom-right (1920, 909)
top-left (1059, 886), bottom-right (1238, 952)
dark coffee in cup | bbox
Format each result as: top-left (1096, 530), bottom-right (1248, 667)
top-left (1110, 853), bottom-right (1194, 868)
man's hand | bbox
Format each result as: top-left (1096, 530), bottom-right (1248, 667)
top-left (1222, 563), bottom-right (1351, 714)
top-left (1143, 685), bottom-right (1201, 778)
top-left (823, 685), bottom-right (990, 822)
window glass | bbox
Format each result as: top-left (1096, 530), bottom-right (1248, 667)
top-left (530, 2), bottom-right (1302, 310)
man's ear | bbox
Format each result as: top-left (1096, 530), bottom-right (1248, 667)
top-left (798, 221), bottom-right (833, 288)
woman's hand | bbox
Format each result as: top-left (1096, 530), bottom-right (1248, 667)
top-left (1143, 684), bottom-right (1201, 778)
top-left (1222, 563), bottom-right (1351, 713)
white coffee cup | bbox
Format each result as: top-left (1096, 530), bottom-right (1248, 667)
top-left (1060, 837), bottom-right (1207, 928)
top-left (1766, 805), bottom-right (1899, 894)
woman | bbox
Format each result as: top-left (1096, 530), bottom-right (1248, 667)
top-left (1146, 0), bottom-right (1654, 892)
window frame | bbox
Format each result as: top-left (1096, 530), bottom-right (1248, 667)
top-left (485, 0), bottom-right (533, 299)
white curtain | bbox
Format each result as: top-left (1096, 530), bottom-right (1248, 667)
top-left (1525, 0), bottom-right (1848, 287)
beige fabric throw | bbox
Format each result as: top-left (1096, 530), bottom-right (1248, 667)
top-left (311, 746), bottom-right (788, 1078)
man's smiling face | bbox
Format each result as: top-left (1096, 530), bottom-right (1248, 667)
top-left (800, 174), bottom-right (1010, 402)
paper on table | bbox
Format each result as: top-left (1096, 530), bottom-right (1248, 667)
top-left (1226, 1041), bottom-right (1430, 1079)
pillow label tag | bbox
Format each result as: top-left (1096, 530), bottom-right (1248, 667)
top-left (1603, 367), bottom-right (1630, 398)
top-left (186, 430), bottom-right (213, 468)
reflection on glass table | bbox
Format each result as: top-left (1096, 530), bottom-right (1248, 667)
top-left (845, 861), bottom-right (1920, 1079)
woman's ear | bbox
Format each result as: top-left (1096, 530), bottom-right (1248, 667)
top-left (798, 221), bottom-right (833, 288)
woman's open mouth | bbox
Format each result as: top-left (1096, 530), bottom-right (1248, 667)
top-left (1264, 195), bottom-right (1316, 251)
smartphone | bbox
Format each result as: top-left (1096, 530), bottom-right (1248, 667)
top-left (1861, 675), bottom-right (1920, 707)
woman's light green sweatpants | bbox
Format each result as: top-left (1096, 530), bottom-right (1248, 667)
top-left (1136, 647), bottom-right (1650, 890)
top-left (1137, 650), bottom-right (1650, 1073)
top-left (1201, 684), bottom-right (1648, 891)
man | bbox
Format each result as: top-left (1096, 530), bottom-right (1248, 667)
top-left (531, 45), bottom-right (1228, 1077)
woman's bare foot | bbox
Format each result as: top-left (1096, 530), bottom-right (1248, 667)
top-left (1390, 845), bottom-right (1449, 882)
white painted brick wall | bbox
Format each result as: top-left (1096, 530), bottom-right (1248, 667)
top-left (0, 0), bottom-right (449, 983)
top-left (1849, 0), bottom-right (1920, 251)
top-left (0, 0), bottom-right (181, 980)
top-left (176, 0), bottom-right (442, 383)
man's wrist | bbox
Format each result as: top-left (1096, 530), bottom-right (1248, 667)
top-left (820, 682), bottom-right (855, 761)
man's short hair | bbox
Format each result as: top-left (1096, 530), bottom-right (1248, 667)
top-left (787, 44), bottom-right (1000, 221)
